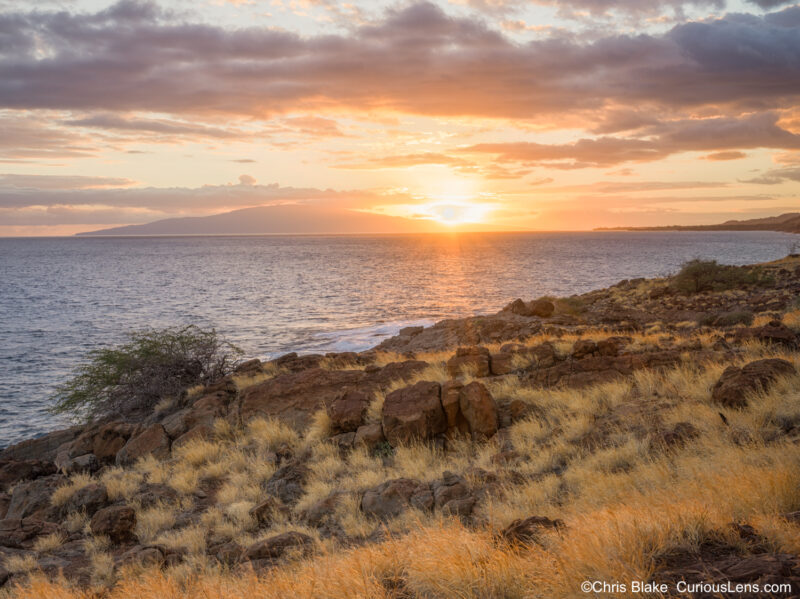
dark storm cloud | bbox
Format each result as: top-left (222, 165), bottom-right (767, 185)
top-left (0, 1), bottom-right (799, 122)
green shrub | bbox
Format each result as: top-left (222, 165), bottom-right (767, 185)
top-left (554, 296), bottom-right (587, 316)
top-left (672, 259), bottom-right (771, 294)
top-left (50, 326), bottom-right (242, 422)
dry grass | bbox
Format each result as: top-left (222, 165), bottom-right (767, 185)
top-left (50, 472), bottom-right (93, 507)
top-left (3, 554), bottom-right (38, 575)
top-left (135, 503), bottom-right (177, 544)
top-left (9, 328), bottom-right (800, 599)
top-left (232, 362), bottom-right (286, 391)
top-left (100, 467), bottom-right (142, 502)
top-left (31, 532), bottom-right (65, 553)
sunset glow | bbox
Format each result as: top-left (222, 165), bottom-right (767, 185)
top-left (0, 1), bottom-right (798, 236)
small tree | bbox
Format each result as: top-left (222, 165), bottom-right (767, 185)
top-left (50, 326), bottom-right (243, 422)
top-left (672, 259), bottom-right (770, 294)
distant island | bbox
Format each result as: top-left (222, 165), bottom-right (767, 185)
top-left (597, 212), bottom-right (800, 233)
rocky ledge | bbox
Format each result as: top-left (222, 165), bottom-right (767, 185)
top-left (1, 255), bottom-right (800, 594)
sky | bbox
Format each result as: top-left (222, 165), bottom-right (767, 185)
top-left (0, 0), bottom-right (799, 235)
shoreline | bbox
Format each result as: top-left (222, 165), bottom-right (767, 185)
top-left (1, 255), bottom-right (799, 594)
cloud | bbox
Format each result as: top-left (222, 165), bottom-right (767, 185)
top-left (0, 174), bottom-right (136, 189)
top-left (705, 151), bottom-right (747, 161)
top-left (740, 166), bottom-right (800, 184)
top-left (0, 178), bottom-right (398, 228)
top-left (62, 114), bottom-right (240, 139)
top-left (1, 2), bottom-right (799, 124)
top-left (461, 113), bottom-right (800, 168)
top-left (337, 152), bottom-right (474, 169)
top-left (0, 114), bottom-right (97, 161)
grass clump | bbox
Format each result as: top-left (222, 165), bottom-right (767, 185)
top-left (50, 325), bottom-right (242, 422)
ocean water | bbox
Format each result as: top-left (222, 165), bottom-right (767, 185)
top-left (1, 231), bottom-right (796, 448)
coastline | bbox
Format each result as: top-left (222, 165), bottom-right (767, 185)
top-left (1, 255), bottom-right (799, 596)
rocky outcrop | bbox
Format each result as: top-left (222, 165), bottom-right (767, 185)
top-left (242, 531), bottom-right (314, 563)
top-left (711, 358), bottom-right (796, 408)
top-left (59, 483), bottom-right (108, 518)
top-left (457, 382), bottom-right (498, 440)
top-left (68, 422), bottom-right (139, 464)
top-left (266, 462), bottom-right (309, 506)
top-left (381, 381), bottom-right (447, 446)
top-left (446, 346), bottom-right (490, 378)
top-left (115, 423), bottom-right (171, 467)
top-left (326, 389), bottom-right (369, 434)
top-left (6, 477), bottom-right (59, 520)
top-left (527, 349), bottom-right (681, 389)
top-left (0, 459), bottom-right (56, 492)
top-left (503, 298), bottom-right (554, 318)
top-left (735, 320), bottom-right (799, 349)
top-left (90, 505), bottom-right (137, 543)
top-left (0, 518), bottom-right (64, 549)
top-left (361, 478), bottom-right (433, 520)
top-left (431, 472), bottom-right (475, 516)
top-left (238, 367), bottom-right (366, 429)
top-left (375, 313), bottom-right (542, 354)
top-left (353, 424), bottom-right (385, 450)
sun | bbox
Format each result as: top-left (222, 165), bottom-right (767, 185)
top-left (426, 201), bottom-right (493, 226)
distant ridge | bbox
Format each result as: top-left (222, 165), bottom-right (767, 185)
top-left (76, 204), bottom-right (449, 236)
top-left (596, 213), bottom-right (800, 233)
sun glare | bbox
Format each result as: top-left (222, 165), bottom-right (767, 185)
top-left (425, 201), bottom-right (493, 226)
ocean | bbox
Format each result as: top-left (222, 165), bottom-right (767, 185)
top-left (1, 230), bottom-right (796, 447)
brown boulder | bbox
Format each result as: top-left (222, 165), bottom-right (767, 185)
top-left (432, 472), bottom-right (475, 516)
top-left (54, 452), bottom-right (99, 475)
top-left (242, 531), bottom-right (314, 562)
top-left (184, 392), bottom-right (229, 430)
top-left (0, 427), bottom-right (82, 463)
top-left (61, 483), bottom-right (108, 518)
top-left (326, 389), bottom-right (369, 434)
top-left (447, 346), bottom-right (490, 378)
top-left (90, 505), bottom-right (137, 544)
top-left (160, 409), bottom-right (189, 439)
top-left (489, 352), bottom-right (515, 375)
top-left (361, 478), bottom-right (433, 520)
top-left (0, 518), bottom-right (64, 549)
top-left (353, 424), bottom-right (385, 450)
top-left (381, 381), bottom-right (446, 446)
top-left (571, 339), bottom-right (598, 359)
top-left (6, 477), bottom-right (58, 520)
top-left (71, 422), bottom-right (138, 463)
top-left (266, 462), bottom-right (309, 506)
top-left (0, 460), bottom-right (57, 492)
top-left (711, 358), bottom-right (796, 408)
top-left (458, 382), bottom-right (498, 439)
top-left (441, 381), bottom-right (468, 433)
top-left (366, 360), bottom-right (430, 390)
top-left (272, 352), bottom-right (323, 373)
top-left (529, 299), bottom-right (555, 318)
top-left (503, 298), bottom-right (530, 316)
top-left (171, 424), bottom-right (214, 448)
top-left (115, 424), bottom-right (171, 467)
top-left (239, 367), bottom-right (365, 429)
top-left (737, 320), bottom-right (798, 349)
